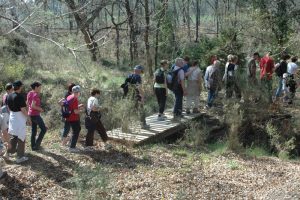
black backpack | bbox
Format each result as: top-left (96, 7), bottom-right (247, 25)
top-left (166, 68), bottom-right (182, 91)
top-left (121, 74), bottom-right (139, 97)
top-left (154, 69), bottom-right (165, 84)
top-left (227, 63), bottom-right (235, 80)
top-left (286, 75), bottom-right (297, 93)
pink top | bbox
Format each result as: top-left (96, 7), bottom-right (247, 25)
top-left (27, 91), bottom-right (41, 116)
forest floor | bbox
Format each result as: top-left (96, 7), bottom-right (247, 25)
top-left (0, 93), bottom-right (300, 200)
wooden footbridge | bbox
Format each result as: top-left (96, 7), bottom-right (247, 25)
top-left (107, 109), bottom-right (205, 146)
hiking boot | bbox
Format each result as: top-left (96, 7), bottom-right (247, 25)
top-left (186, 109), bottom-right (191, 115)
top-left (69, 148), bottom-right (80, 153)
top-left (192, 108), bottom-right (200, 114)
top-left (141, 124), bottom-right (150, 129)
top-left (0, 171), bottom-right (7, 181)
top-left (15, 156), bottom-right (29, 164)
top-left (205, 105), bottom-right (211, 110)
top-left (157, 116), bottom-right (165, 121)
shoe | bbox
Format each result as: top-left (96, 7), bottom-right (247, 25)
top-left (69, 148), bottom-right (80, 153)
top-left (205, 105), bottom-right (210, 109)
top-left (0, 171), bottom-right (7, 181)
top-left (141, 124), bottom-right (150, 129)
top-left (186, 109), bottom-right (191, 115)
top-left (15, 156), bottom-right (29, 164)
top-left (192, 108), bottom-right (200, 114)
top-left (157, 116), bottom-right (165, 121)
top-left (104, 143), bottom-right (113, 150)
top-left (84, 146), bottom-right (94, 151)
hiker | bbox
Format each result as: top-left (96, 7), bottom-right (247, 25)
top-left (1, 83), bottom-right (13, 107)
top-left (182, 56), bottom-right (191, 73)
top-left (122, 65), bottom-right (150, 129)
top-left (27, 82), bottom-right (47, 151)
top-left (185, 60), bottom-right (202, 114)
top-left (223, 55), bottom-right (241, 100)
top-left (0, 113), bottom-right (9, 180)
top-left (85, 88), bottom-right (111, 150)
top-left (205, 60), bottom-right (221, 108)
top-left (59, 83), bottom-right (76, 146)
top-left (247, 52), bottom-right (260, 84)
top-left (172, 58), bottom-right (186, 119)
top-left (6, 81), bottom-right (31, 163)
top-left (153, 60), bottom-right (169, 121)
top-left (287, 56), bottom-right (298, 76)
top-left (65, 85), bottom-right (84, 152)
top-left (274, 54), bottom-right (290, 102)
top-left (259, 51), bottom-right (275, 103)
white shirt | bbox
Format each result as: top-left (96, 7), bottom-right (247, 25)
top-left (187, 67), bottom-right (201, 81)
top-left (87, 96), bottom-right (99, 115)
top-left (287, 62), bottom-right (298, 75)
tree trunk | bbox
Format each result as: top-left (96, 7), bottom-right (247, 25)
top-left (144, 0), bottom-right (153, 77)
top-left (195, 0), bottom-right (201, 42)
top-left (187, 0), bottom-right (191, 42)
top-left (9, 0), bottom-right (19, 30)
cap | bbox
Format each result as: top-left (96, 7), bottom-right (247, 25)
top-left (5, 83), bottom-right (13, 91)
top-left (134, 65), bottom-right (144, 71)
top-left (72, 85), bottom-right (81, 93)
top-left (160, 60), bottom-right (169, 65)
top-left (12, 80), bottom-right (23, 88)
top-left (30, 81), bottom-right (42, 89)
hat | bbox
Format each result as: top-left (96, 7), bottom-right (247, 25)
top-left (160, 60), bottom-right (169, 65)
top-left (12, 80), bottom-right (23, 88)
top-left (30, 81), bottom-right (42, 89)
top-left (72, 85), bottom-right (81, 93)
top-left (134, 65), bottom-right (144, 71)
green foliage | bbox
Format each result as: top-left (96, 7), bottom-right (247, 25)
top-left (0, 60), bottom-right (25, 84)
top-left (245, 146), bottom-right (270, 157)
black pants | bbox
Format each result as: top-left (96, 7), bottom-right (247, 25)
top-left (85, 113), bottom-right (108, 146)
top-left (155, 88), bottom-right (167, 115)
top-left (69, 121), bottom-right (81, 148)
top-left (8, 136), bottom-right (25, 158)
top-left (30, 115), bottom-right (47, 149)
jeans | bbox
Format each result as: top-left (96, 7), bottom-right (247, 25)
top-left (8, 136), bottom-right (25, 158)
top-left (207, 89), bottom-right (216, 107)
top-left (69, 121), bottom-right (81, 148)
top-left (275, 77), bottom-right (283, 97)
top-left (155, 88), bottom-right (167, 115)
top-left (31, 115), bottom-right (47, 149)
top-left (173, 88), bottom-right (183, 116)
top-left (61, 120), bottom-right (71, 138)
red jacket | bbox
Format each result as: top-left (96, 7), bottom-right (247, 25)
top-left (259, 56), bottom-right (274, 80)
top-left (66, 94), bottom-right (79, 122)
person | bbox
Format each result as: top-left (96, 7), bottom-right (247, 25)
top-left (205, 60), bottom-right (221, 108)
top-left (153, 60), bottom-right (169, 121)
top-left (65, 85), bottom-right (84, 152)
top-left (259, 51), bottom-right (275, 103)
top-left (85, 88), bottom-right (111, 150)
top-left (125, 65), bottom-right (150, 129)
top-left (185, 60), bottom-right (202, 114)
top-left (247, 52), bottom-right (260, 83)
top-left (1, 83), bottom-right (13, 107)
top-left (182, 56), bottom-right (191, 73)
top-left (287, 56), bottom-right (298, 76)
top-left (223, 55), bottom-right (241, 99)
top-left (172, 58), bottom-right (186, 120)
top-left (274, 54), bottom-right (290, 101)
top-left (27, 82), bottom-right (47, 151)
top-left (6, 81), bottom-right (31, 163)
top-left (59, 83), bottom-right (76, 146)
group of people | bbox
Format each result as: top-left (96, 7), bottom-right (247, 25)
top-left (0, 51), bottom-right (298, 181)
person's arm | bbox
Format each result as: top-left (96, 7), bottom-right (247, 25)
top-left (222, 64), bottom-right (228, 81)
top-left (31, 101), bottom-right (43, 112)
top-left (204, 68), bottom-right (209, 88)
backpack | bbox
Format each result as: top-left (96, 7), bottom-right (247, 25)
top-left (275, 61), bottom-right (287, 77)
top-left (154, 69), bottom-right (165, 84)
top-left (226, 63), bottom-right (235, 81)
top-left (61, 98), bottom-right (74, 118)
top-left (166, 68), bottom-right (182, 91)
top-left (121, 74), bottom-right (139, 97)
top-left (207, 67), bottom-right (219, 90)
top-left (286, 75), bottom-right (297, 93)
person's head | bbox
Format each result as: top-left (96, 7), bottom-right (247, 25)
top-left (5, 83), bottom-right (13, 94)
top-left (227, 54), bottom-right (234, 63)
top-left (233, 55), bottom-right (238, 64)
top-left (91, 88), bottom-right (101, 97)
top-left (175, 58), bottom-right (184, 68)
top-left (266, 50), bottom-right (272, 57)
top-left (160, 60), bottom-right (169, 69)
top-left (282, 54), bottom-right (291, 61)
top-left (192, 60), bottom-right (199, 67)
top-left (68, 83), bottom-right (76, 93)
top-left (12, 80), bottom-right (23, 92)
top-left (213, 60), bottom-right (221, 67)
top-left (183, 56), bottom-right (190, 65)
top-left (253, 52), bottom-right (260, 60)
top-left (291, 56), bottom-right (298, 63)
top-left (211, 55), bottom-right (217, 64)
top-left (134, 65), bottom-right (144, 74)
top-left (30, 81), bottom-right (42, 93)
top-left (72, 85), bottom-right (81, 97)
